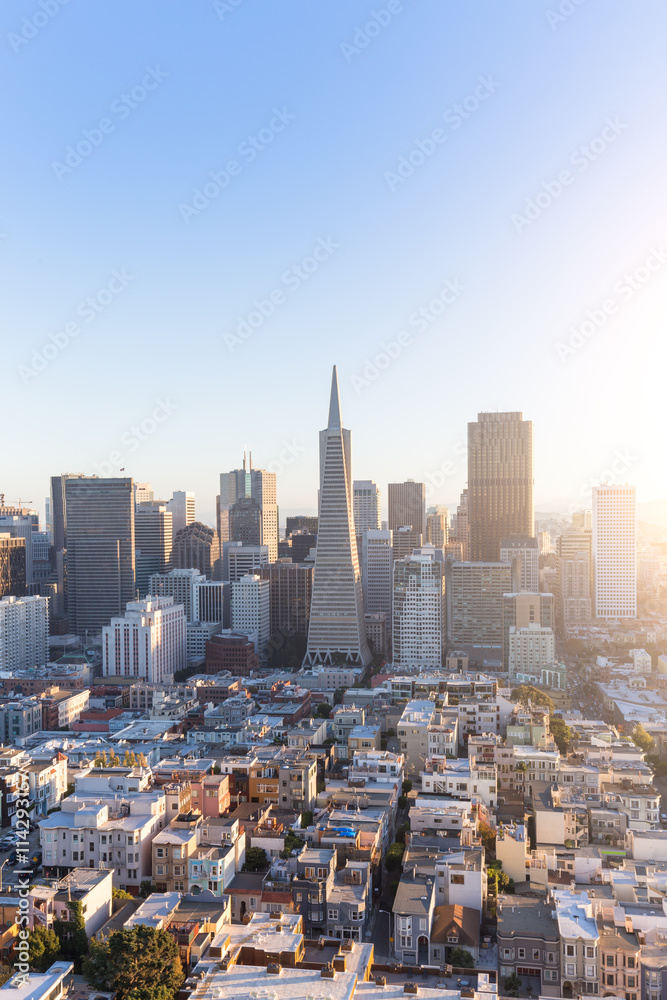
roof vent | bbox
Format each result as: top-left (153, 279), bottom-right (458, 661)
top-left (321, 964), bottom-right (336, 979)
top-left (267, 963), bottom-right (282, 975)
top-left (375, 977), bottom-right (386, 987)
top-left (404, 984), bottom-right (418, 994)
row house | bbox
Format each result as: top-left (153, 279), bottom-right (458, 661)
top-left (152, 811), bottom-right (202, 892)
top-left (325, 860), bottom-right (371, 942)
top-left (40, 789), bottom-right (166, 893)
top-left (600, 783), bottom-right (661, 831)
top-left (26, 754), bottom-right (69, 817)
top-left (498, 894), bottom-right (561, 997)
top-left (420, 757), bottom-right (497, 810)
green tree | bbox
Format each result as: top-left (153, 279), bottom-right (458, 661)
top-left (511, 685), bottom-right (555, 713)
top-left (314, 702), bottom-right (332, 719)
top-left (333, 687), bottom-right (345, 706)
top-left (396, 820), bottom-right (410, 844)
top-left (112, 888), bottom-right (134, 900)
top-left (504, 973), bottom-right (522, 996)
top-left (54, 900), bottom-right (88, 971)
top-left (397, 795), bottom-right (407, 810)
top-left (449, 947), bottom-right (474, 969)
top-left (83, 925), bottom-right (183, 1000)
top-left (242, 847), bottom-right (269, 872)
top-left (402, 779), bottom-right (412, 794)
top-left (631, 723), bottom-right (655, 754)
top-left (385, 842), bottom-right (405, 871)
top-left (550, 715), bottom-right (573, 754)
top-left (300, 810), bottom-right (313, 828)
top-left (280, 830), bottom-right (305, 859)
top-left (138, 881), bottom-right (156, 899)
top-left (27, 927), bottom-right (60, 972)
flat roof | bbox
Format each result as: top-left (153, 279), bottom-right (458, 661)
top-left (184, 961), bottom-right (357, 1000)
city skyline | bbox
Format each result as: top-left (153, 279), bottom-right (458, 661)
top-left (2, 2), bottom-right (666, 520)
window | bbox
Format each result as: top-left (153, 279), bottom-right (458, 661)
top-left (451, 874), bottom-right (465, 884)
top-left (586, 947), bottom-right (595, 958)
top-left (533, 951), bottom-right (540, 961)
top-left (607, 975), bottom-right (615, 985)
top-left (518, 949), bottom-right (525, 959)
top-left (305, 867), bottom-right (315, 878)
top-left (156, 848), bottom-right (164, 858)
top-left (626, 958), bottom-right (635, 969)
top-left (626, 977), bottom-right (635, 988)
top-left (566, 945), bottom-right (575, 957)
top-left (566, 964), bottom-right (575, 976)
top-left (328, 908), bottom-right (339, 920)
top-left (607, 956), bottom-right (615, 967)
top-left (503, 949), bottom-right (511, 958)
top-left (156, 865), bottom-right (164, 875)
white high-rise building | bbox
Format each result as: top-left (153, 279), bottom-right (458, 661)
top-left (500, 535), bottom-right (539, 593)
top-left (392, 546), bottom-right (445, 669)
top-left (102, 596), bottom-right (186, 683)
top-left (148, 568), bottom-right (205, 623)
top-left (507, 623), bottom-right (555, 682)
top-left (218, 455), bottom-right (278, 563)
top-left (592, 484), bottom-right (637, 618)
top-left (361, 529), bottom-right (393, 619)
top-left (304, 367), bottom-right (371, 667)
top-left (134, 483), bottom-right (154, 506)
top-left (0, 595), bottom-right (49, 671)
top-left (227, 543), bottom-right (269, 583)
top-left (231, 574), bottom-right (270, 659)
top-left (167, 491), bottom-right (195, 537)
top-left (353, 481), bottom-right (381, 533)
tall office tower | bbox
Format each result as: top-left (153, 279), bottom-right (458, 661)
top-left (50, 473), bottom-right (87, 553)
top-left (31, 532), bottom-right (51, 586)
top-left (194, 580), bottom-right (228, 627)
top-left (171, 522), bottom-right (218, 578)
top-left (227, 543), bottom-right (269, 584)
top-left (392, 547), bottom-right (445, 668)
top-left (361, 529), bottom-right (393, 621)
top-left (500, 535), bottom-right (539, 593)
top-left (260, 559), bottom-right (313, 638)
top-left (135, 502), bottom-right (173, 597)
top-left (538, 531), bottom-right (552, 556)
top-left (230, 496), bottom-right (262, 546)
top-left (231, 574), bottom-right (270, 659)
top-left (290, 531), bottom-right (317, 563)
top-left (102, 596), bottom-right (186, 683)
top-left (0, 507), bottom-right (39, 586)
top-left (148, 567), bottom-right (205, 623)
top-left (65, 477), bottom-right (135, 636)
top-left (167, 491), bottom-right (195, 537)
top-left (572, 509), bottom-right (592, 531)
top-left (502, 592), bottom-right (555, 668)
top-left (0, 536), bottom-right (26, 598)
top-left (286, 515), bottom-right (318, 536)
top-left (454, 489), bottom-right (470, 560)
top-left (388, 481), bottom-right (426, 536)
top-left (44, 497), bottom-right (51, 542)
top-left (426, 506), bottom-right (449, 549)
top-left (392, 526), bottom-right (423, 562)
top-left (592, 484), bottom-right (637, 618)
top-left (353, 481), bottom-right (381, 532)
top-left (134, 483), bottom-right (154, 506)
top-left (0, 595), bottom-right (49, 670)
top-left (445, 561), bottom-right (514, 658)
top-left (558, 553), bottom-right (592, 632)
top-left (303, 366), bottom-right (371, 667)
top-left (467, 411), bottom-right (534, 562)
top-left (218, 454), bottom-right (278, 563)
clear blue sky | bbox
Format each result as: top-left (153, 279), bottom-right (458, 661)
top-left (2, 0), bottom-right (666, 526)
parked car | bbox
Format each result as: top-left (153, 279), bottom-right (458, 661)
top-left (0, 842), bottom-right (13, 852)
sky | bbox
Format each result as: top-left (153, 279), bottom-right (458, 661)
top-left (2, 0), bottom-right (666, 528)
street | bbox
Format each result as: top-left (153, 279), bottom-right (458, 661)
top-left (0, 827), bottom-right (42, 888)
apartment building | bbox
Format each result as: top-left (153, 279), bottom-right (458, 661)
top-left (498, 894), bottom-right (561, 997)
top-left (152, 811), bottom-right (203, 893)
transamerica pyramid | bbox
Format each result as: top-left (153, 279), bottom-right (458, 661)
top-left (303, 366), bottom-right (372, 667)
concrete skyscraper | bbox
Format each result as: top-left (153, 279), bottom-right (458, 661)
top-left (388, 481), bottom-right (426, 535)
top-left (500, 535), bottom-right (539, 593)
top-left (353, 481), bottom-right (381, 532)
top-left (135, 501), bottom-right (173, 597)
top-left (217, 454), bottom-right (278, 562)
top-left (392, 546), bottom-right (445, 668)
top-left (592, 484), bottom-right (637, 618)
top-left (304, 367), bottom-right (371, 667)
top-left (167, 491), bottom-right (195, 537)
top-left (65, 477), bottom-right (135, 635)
top-left (468, 412), bottom-right (534, 562)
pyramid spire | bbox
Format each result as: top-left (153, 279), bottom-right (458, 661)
top-left (328, 365), bottom-right (342, 429)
